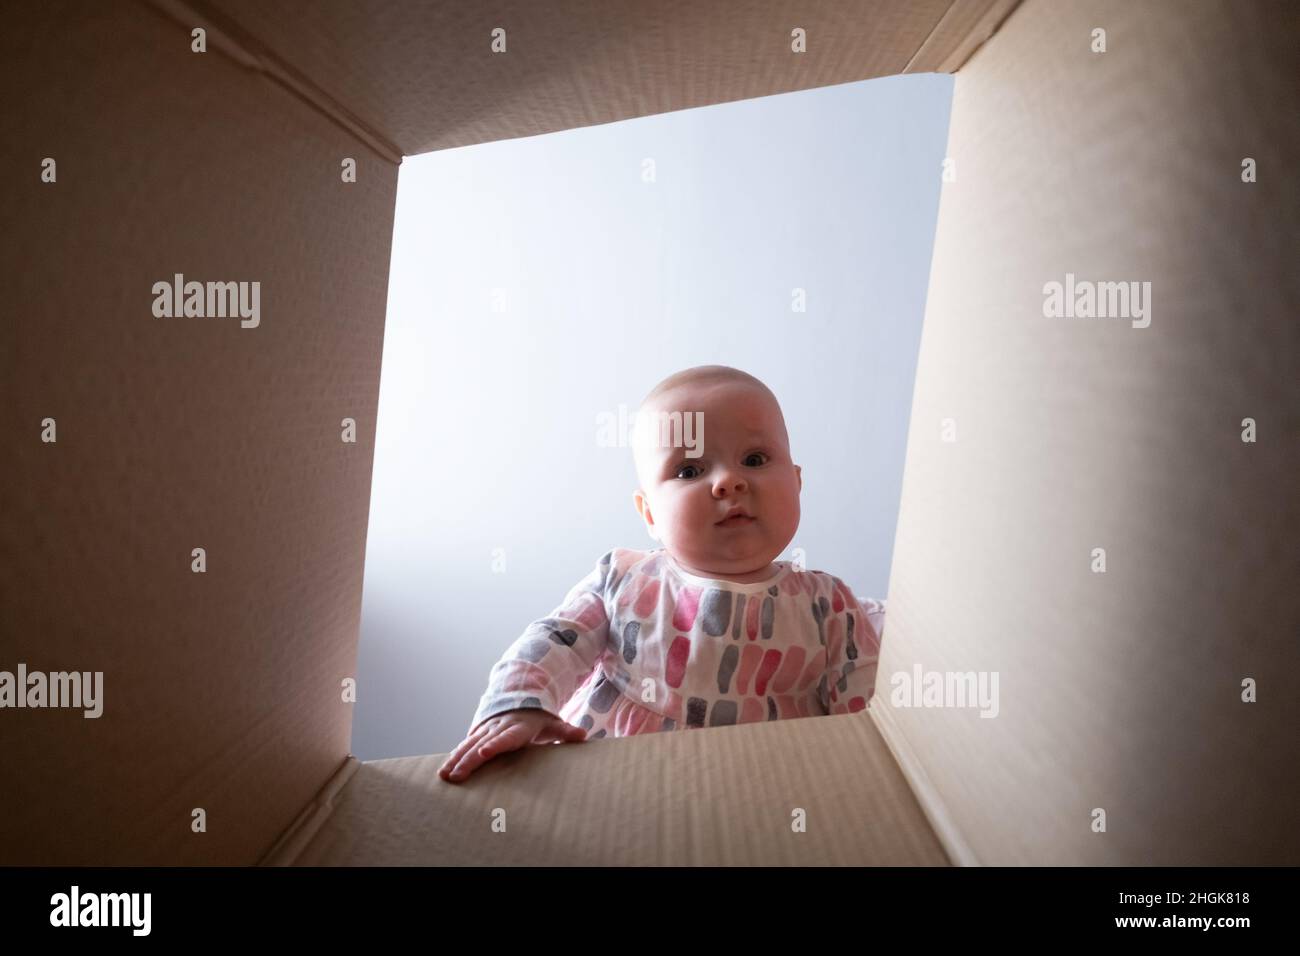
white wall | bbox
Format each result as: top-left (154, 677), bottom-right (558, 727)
top-left (354, 73), bottom-right (954, 759)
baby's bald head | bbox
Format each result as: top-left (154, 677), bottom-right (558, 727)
top-left (631, 366), bottom-right (791, 490)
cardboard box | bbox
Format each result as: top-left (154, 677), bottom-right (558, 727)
top-left (2, 0), bottom-right (1295, 866)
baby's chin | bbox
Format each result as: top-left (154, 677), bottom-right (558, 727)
top-left (673, 541), bottom-right (782, 573)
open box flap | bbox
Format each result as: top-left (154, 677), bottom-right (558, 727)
top-left (262, 710), bottom-right (950, 866)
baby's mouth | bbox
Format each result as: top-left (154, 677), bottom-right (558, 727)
top-left (716, 512), bottom-right (756, 527)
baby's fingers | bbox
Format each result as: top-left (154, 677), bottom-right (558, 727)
top-left (438, 724), bottom-right (493, 780)
top-left (445, 723), bottom-right (529, 782)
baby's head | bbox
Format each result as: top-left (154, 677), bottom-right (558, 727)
top-left (631, 366), bottom-right (802, 583)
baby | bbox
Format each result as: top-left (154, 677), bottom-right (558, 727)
top-left (438, 365), bottom-right (884, 782)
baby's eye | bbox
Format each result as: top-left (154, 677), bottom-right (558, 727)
top-left (744, 452), bottom-right (769, 467)
top-left (675, 463), bottom-right (704, 480)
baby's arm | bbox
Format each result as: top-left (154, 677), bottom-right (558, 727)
top-left (822, 579), bottom-right (884, 715)
top-left (440, 552), bottom-right (616, 781)
top-left (467, 551), bottom-right (615, 731)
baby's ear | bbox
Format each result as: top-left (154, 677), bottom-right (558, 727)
top-left (795, 464), bottom-right (803, 493)
top-left (633, 489), bottom-right (659, 540)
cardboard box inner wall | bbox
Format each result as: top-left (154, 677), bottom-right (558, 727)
top-left (3, 0), bottom-right (1296, 866)
top-left (879, 0), bottom-right (1299, 866)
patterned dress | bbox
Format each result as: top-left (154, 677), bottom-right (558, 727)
top-left (470, 547), bottom-right (884, 738)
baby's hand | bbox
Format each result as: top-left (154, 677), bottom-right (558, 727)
top-left (438, 709), bottom-right (588, 783)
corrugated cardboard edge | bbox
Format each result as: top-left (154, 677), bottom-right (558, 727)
top-left (878, 0), bottom-right (1023, 871)
top-left (868, 703), bottom-right (979, 866)
top-left (257, 755), bottom-right (362, 866)
top-left (904, 0), bottom-right (1023, 74)
top-left (142, 0), bottom-right (404, 164)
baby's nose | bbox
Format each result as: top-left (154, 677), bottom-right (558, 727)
top-left (714, 474), bottom-right (747, 494)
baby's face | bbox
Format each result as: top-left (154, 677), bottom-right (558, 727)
top-left (633, 381), bottom-right (802, 580)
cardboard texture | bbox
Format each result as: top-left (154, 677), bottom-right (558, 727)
top-left (2, 0), bottom-right (1295, 866)
top-left (883, 0), bottom-right (1300, 866)
top-left (3, 0), bottom-right (397, 866)
top-left (262, 715), bottom-right (949, 866)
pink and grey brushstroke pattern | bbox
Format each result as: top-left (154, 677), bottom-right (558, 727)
top-left (470, 548), bottom-right (884, 739)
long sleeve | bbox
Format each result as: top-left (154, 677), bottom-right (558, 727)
top-left (821, 577), bottom-right (885, 716)
top-left (468, 550), bottom-right (616, 734)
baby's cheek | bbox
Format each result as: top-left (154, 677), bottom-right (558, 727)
top-left (774, 495), bottom-right (800, 533)
top-left (679, 507), bottom-right (709, 540)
